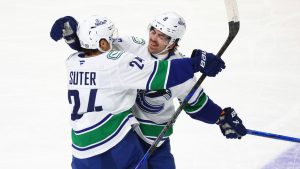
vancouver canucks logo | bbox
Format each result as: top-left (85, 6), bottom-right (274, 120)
top-left (178, 18), bottom-right (186, 28)
top-left (107, 51), bottom-right (124, 60)
top-left (95, 19), bottom-right (107, 26)
top-left (131, 36), bottom-right (145, 45)
top-left (135, 89), bottom-right (172, 114)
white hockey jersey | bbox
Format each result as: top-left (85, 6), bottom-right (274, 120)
top-left (65, 50), bottom-right (197, 158)
top-left (114, 36), bottom-right (209, 146)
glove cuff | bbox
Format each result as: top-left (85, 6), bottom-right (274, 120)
top-left (216, 110), bottom-right (225, 125)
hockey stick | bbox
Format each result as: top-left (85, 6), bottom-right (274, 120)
top-left (135, 0), bottom-right (240, 168)
top-left (247, 129), bottom-right (300, 143)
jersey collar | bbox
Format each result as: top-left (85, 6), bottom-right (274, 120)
top-left (150, 51), bottom-right (175, 61)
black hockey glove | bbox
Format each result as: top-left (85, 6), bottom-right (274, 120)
top-left (191, 49), bottom-right (225, 77)
top-left (217, 107), bottom-right (247, 139)
top-left (50, 16), bottom-right (82, 51)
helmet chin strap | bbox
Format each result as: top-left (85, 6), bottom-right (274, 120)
top-left (152, 39), bottom-right (174, 56)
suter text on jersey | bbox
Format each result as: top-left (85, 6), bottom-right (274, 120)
top-left (69, 71), bottom-right (96, 85)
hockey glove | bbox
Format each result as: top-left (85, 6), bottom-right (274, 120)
top-left (50, 16), bottom-right (82, 51)
top-left (217, 107), bottom-right (247, 139)
top-left (191, 49), bottom-right (225, 77)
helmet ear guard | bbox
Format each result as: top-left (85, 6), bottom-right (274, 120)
top-left (77, 15), bottom-right (116, 52)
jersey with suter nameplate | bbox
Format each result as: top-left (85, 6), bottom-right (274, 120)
top-left (66, 50), bottom-right (196, 158)
top-left (114, 36), bottom-right (213, 146)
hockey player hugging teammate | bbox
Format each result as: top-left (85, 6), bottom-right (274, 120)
top-left (50, 14), bottom-right (246, 169)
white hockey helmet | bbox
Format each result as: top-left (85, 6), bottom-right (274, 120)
top-left (149, 12), bottom-right (186, 44)
top-left (77, 15), bottom-right (116, 52)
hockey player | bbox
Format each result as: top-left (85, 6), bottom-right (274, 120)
top-left (57, 15), bottom-right (227, 169)
top-left (114, 12), bottom-right (247, 169)
top-left (50, 13), bottom-right (246, 169)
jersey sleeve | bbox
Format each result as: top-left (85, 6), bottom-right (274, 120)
top-left (113, 35), bottom-right (146, 53)
top-left (176, 77), bottom-right (223, 124)
top-left (116, 52), bottom-right (196, 91)
top-left (113, 36), bottom-right (132, 51)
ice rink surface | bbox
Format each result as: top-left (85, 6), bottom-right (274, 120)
top-left (0, 0), bottom-right (299, 168)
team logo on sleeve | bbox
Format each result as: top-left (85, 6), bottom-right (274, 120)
top-left (107, 51), bottom-right (124, 60)
top-left (131, 36), bottom-right (145, 45)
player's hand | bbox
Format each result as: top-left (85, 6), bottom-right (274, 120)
top-left (191, 49), bottom-right (225, 77)
top-left (217, 107), bottom-right (247, 139)
top-left (50, 16), bottom-right (81, 51)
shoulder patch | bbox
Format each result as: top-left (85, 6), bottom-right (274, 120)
top-left (131, 36), bottom-right (145, 45)
top-left (107, 51), bottom-right (124, 60)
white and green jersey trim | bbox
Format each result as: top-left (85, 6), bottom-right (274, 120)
top-left (139, 119), bottom-right (173, 138)
top-left (71, 109), bottom-right (137, 159)
top-left (147, 61), bottom-right (170, 90)
top-left (183, 89), bottom-right (208, 114)
top-left (135, 119), bottom-right (173, 146)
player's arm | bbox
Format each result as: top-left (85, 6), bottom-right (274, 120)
top-left (176, 79), bottom-right (222, 124)
top-left (176, 82), bottom-right (246, 139)
top-left (116, 51), bottom-right (215, 90)
top-left (113, 35), bottom-right (146, 53)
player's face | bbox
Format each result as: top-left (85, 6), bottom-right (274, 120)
top-left (148, 28), bottom-right (171, 55)
top-left (99, 39), bottom-right (111, 52)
